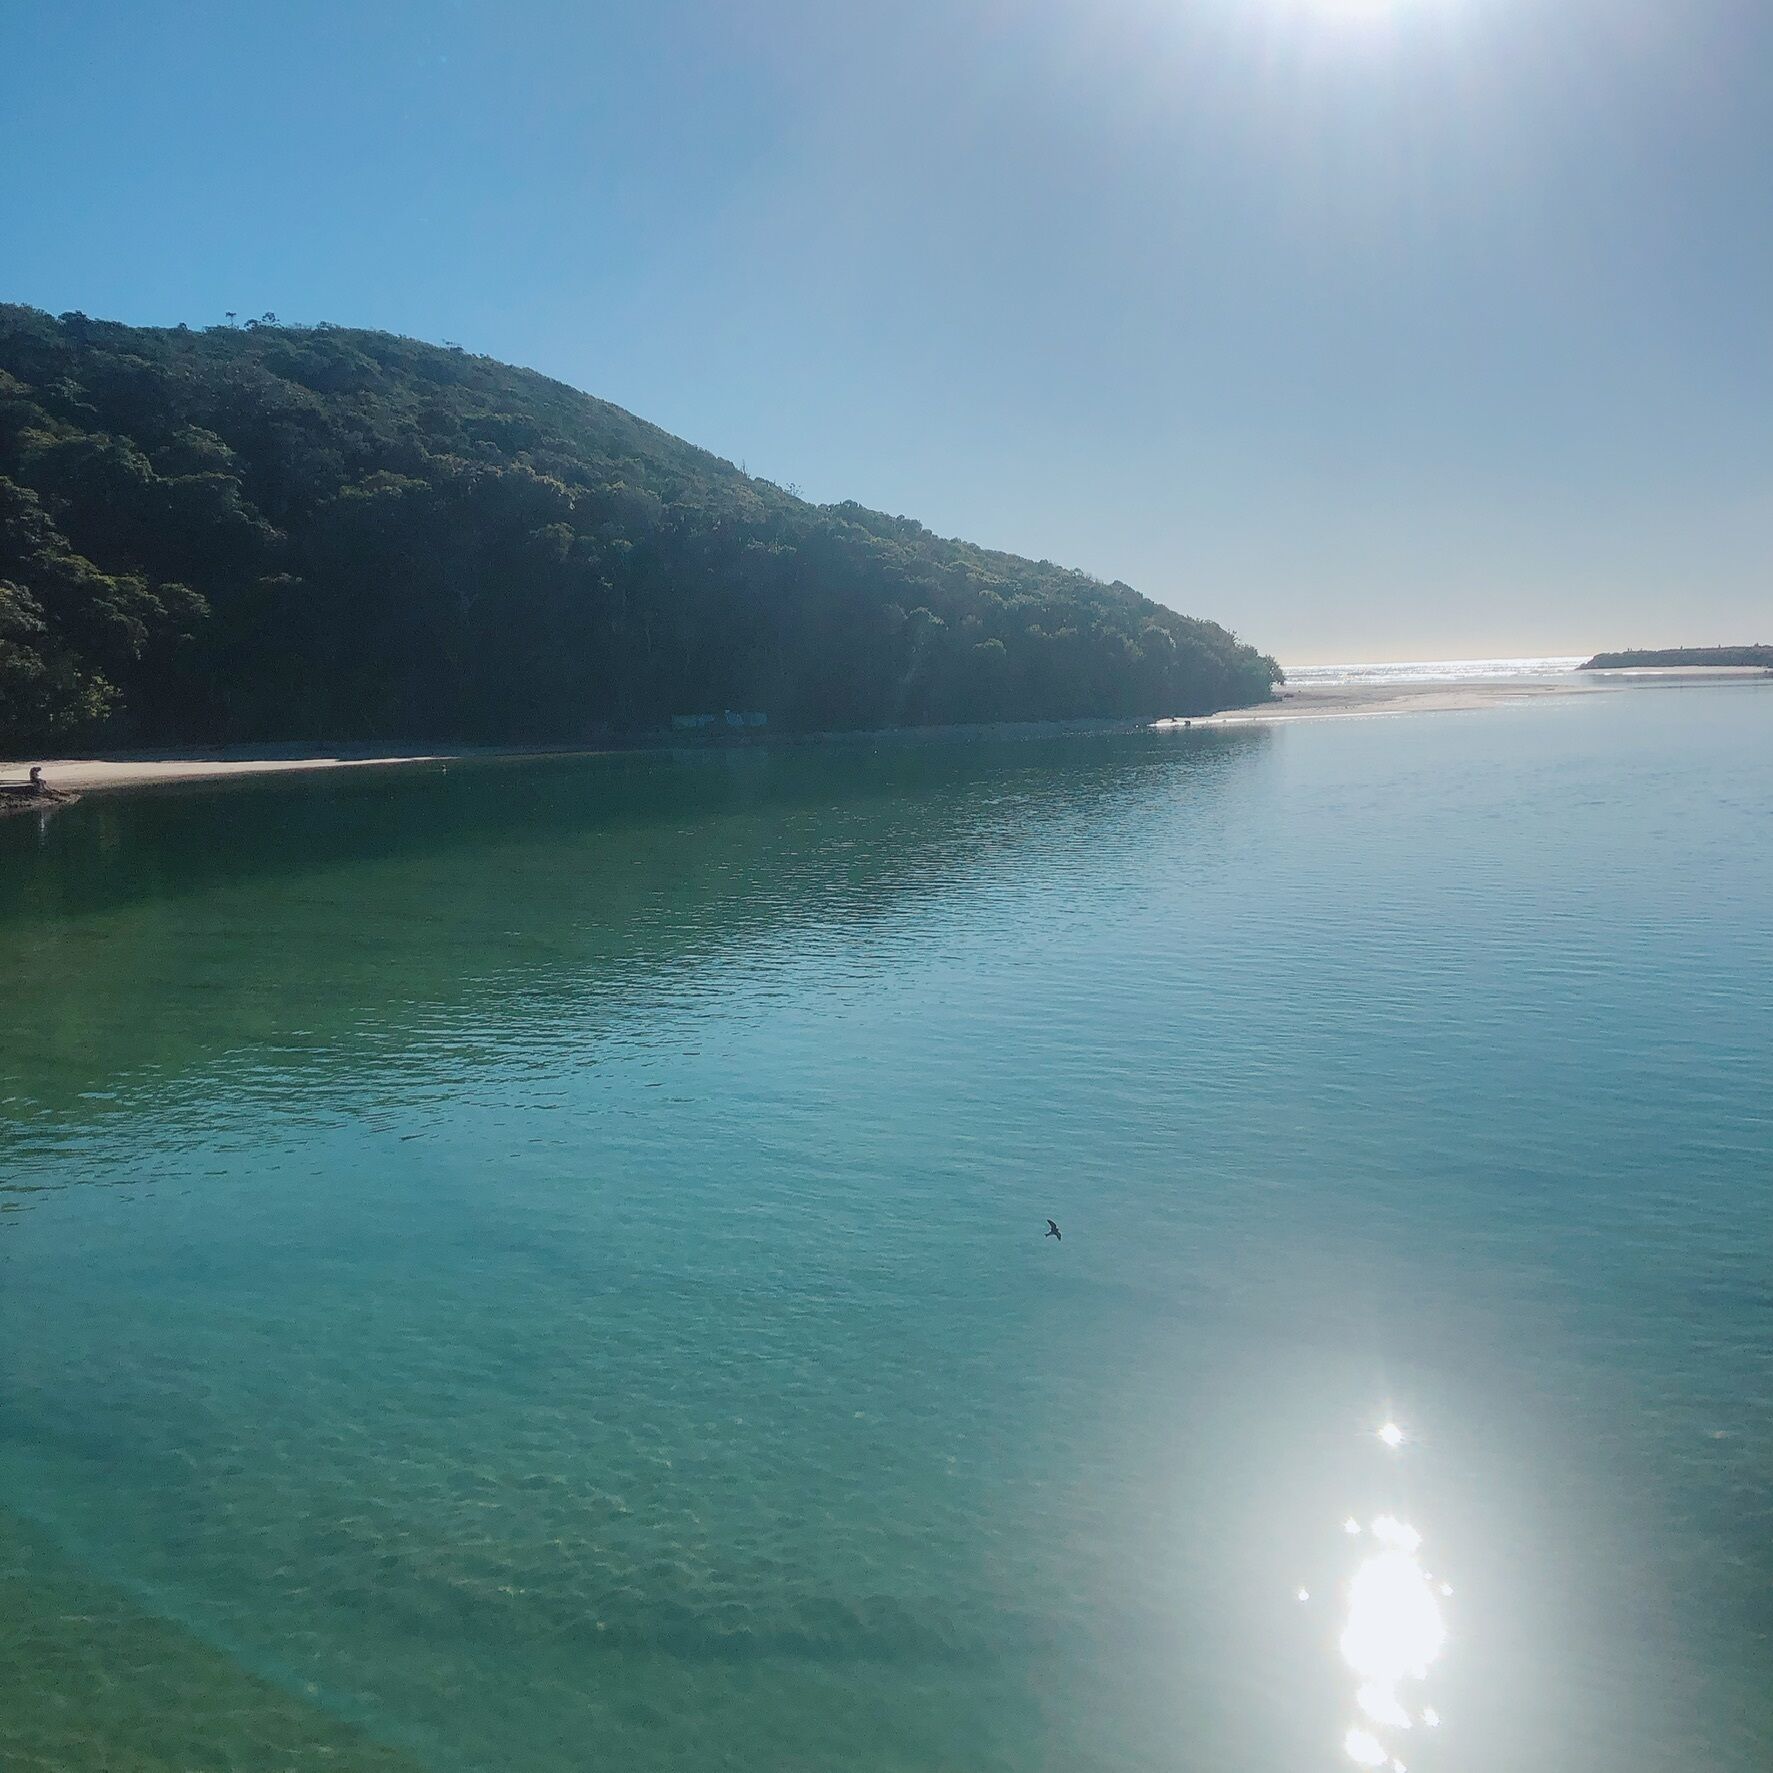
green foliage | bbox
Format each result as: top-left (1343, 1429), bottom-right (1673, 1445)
top-left (1581, 646), bottom-right (1771, 670)
top-left (0, 305), bottom-right (1280, 751)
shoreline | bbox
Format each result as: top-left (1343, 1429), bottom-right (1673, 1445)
top-left (0, 741), bottom-right (606, 797)
top-left (7, 668), bottom-right (1767, 796)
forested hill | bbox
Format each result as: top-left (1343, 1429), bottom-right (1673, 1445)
top-left (0, 306), bottom-right (1279, 751)
top-left (1580, 646), bottom-right (1771, 670)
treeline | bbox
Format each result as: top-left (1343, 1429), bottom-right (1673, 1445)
top-left (0, 306), bottom-right (1279, 751)
top-left (1581, 646), bottom-right (1771, 670)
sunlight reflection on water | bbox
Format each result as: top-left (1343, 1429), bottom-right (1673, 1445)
top-left (1334, 1422), bottom-right (1448, 1766)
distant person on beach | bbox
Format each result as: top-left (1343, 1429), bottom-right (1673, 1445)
top-left (28, 765), bottom-right (44, 790)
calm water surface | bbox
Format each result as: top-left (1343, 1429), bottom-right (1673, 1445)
top-left (3, 687), bottom-right (1770, 1771)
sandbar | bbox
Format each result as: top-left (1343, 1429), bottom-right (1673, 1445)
top-left (1198, 666), bottom-right (1770, 727)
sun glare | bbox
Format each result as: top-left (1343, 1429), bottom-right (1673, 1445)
top-left (1286, 0), bottom-right (1415, 24)
top-left (1329, 1417), bottom-right (1449, 1764)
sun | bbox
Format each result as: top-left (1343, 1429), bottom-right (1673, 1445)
top-left (1300, 0), bottom-right (1409, 19)
top-left (1254, 0), bottom-right (1438, 37)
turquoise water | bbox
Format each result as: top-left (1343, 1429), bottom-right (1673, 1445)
top-left (3, 687), bottom-right (1770, 1771)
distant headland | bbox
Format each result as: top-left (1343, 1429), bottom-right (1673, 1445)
top-left (0, 306), bottom-right (1279, 757)
top-left (1581, 646), bottom-right (1773, 670)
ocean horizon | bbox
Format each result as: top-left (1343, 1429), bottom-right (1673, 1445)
top-left (1279, 656), bottom-right (1589, 686)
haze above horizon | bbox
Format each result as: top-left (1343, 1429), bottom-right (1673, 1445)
top-left (3, 0), bottom-right (1767, 663)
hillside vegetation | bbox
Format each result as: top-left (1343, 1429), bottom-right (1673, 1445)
top-left (0, 306), bottom-right (1278, 751)
top-left (1581, 646), bottom-right (1771, 670)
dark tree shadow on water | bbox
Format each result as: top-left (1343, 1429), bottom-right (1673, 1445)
top-left (0, 727), bottom-right (1268, 1143)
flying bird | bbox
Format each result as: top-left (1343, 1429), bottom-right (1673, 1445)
top-left (1045, 1219), bottom-right (1061, 1241)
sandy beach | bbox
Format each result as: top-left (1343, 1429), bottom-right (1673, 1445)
top-left (2, 741), bottom-right (603, 796)
top-left (6, 668), bottom-right (1766, 795)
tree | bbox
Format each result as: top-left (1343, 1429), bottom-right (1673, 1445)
top-left (0, 302), bottom-right (1281, 752)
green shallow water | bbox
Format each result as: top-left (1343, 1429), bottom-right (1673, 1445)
top-left (2, 688), bottom-right (1770, 1771)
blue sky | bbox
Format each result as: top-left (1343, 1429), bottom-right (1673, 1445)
top-left (3, 0), bottom-right (1767, 661)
